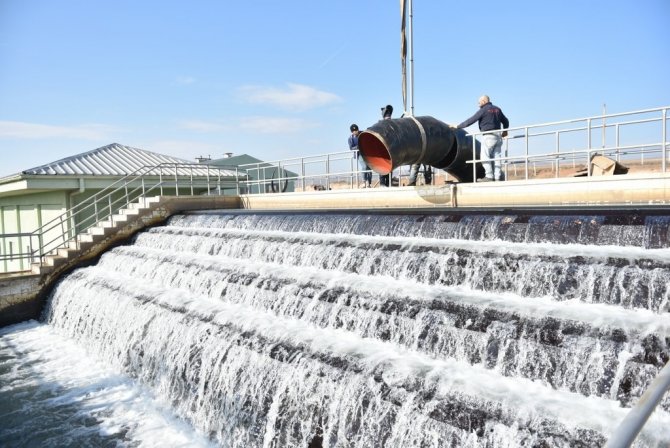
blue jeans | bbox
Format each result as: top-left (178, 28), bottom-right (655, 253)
top-left (482, 133), bottom-right (503, 180)
top-left (358, 158), bottom-right (372, 185)
top-left (408, 164), bottom-right (432, 184)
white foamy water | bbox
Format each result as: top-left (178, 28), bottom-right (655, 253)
top-left (0, 321), bottom-right (215, 448)
top-left (105, 244), bottom-right (670, 336)
top-left (147, 225), bottom-right (670, 263)
top-left (3, 212), bottom-right (670, 447)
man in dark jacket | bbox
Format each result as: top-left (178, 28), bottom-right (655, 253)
top-left (348, 123), bottom-right (372, 187)
top-left (452, 95), bottom-right (509, 181)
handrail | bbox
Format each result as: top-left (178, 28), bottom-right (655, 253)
top-left (2, 106), bottom-right (669, 273)
top-left (605, 359), bottom-right (670, 448)
top-left (24, 162), bottom-right (243, 270)
top-left (466, 106), bottom-right (670, 182)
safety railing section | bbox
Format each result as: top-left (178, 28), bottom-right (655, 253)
top-left (237, 152), bottom-right (419, 193)
top-left (0, 233), bottom-right (40, 273)
top-left (237, 107), bottom-right (670, 193)
top-left (6, 163), bottom-right (242, 273)
top-left (466, 106), bottom-right (670, 182)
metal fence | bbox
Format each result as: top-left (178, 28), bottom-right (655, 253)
top-left (0, 163), bottom-right (240, 273)
top-left (468, 106), bottom-right (669, 182)
top-left (237, 106), bottom-right (669, 192)
top-left (2, 106), bottom-right (668, 274)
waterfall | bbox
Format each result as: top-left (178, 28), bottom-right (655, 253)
top-left (1, 212), bottom-right (669, 447)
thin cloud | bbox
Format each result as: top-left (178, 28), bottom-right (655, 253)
top-left (319, 43), bottom-right (347, 69)
top-left (176, 76), bottom-right (196, 85)
top-left (0, 121), bottom-right (114, 140)
top-left (238, 83), bottom-right (342, 111)
top-left (238, 116), bottom-right (319, 133)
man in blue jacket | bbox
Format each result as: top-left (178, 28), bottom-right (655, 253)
top-left (452, 95), bottom-right (509, 182)
top-left (348, 123), bottom-right (372, 188)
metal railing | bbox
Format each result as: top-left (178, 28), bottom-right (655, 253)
top-left (237, 152), bottom-right (417, 193)
top-left (0, 163), bottom-right (242, 273)
top-left (3, 106), bottom-right (669, 274)
top-left (467, 106), bottom-right (669, 182)
top-left (605, 358), bottom-right (670, 448)
top-left (234, 106), bottom-right (670, 193)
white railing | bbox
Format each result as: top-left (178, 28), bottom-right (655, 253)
top-left (236, 106), bottom-right (670, 192)
top-left (467, 106), bottom-right (669, 182)
top-left (0, 163), bottom-right (241, 273)
top-left (3, 106), bottom-right (668, 273)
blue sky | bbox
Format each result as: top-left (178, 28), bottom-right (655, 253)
top-left (1, 0), bottom-right (668, 177)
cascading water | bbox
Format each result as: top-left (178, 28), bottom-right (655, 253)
top-left (1, 211), bottom-right (669, 447)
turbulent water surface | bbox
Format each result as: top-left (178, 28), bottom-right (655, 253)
top-left (1, 212), bottom-right (669, 447)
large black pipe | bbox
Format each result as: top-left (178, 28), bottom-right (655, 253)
top-left (358, 116), bottom-right (485, 183)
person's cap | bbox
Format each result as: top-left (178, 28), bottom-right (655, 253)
top-left (350, 124), bottom-right (359, 132)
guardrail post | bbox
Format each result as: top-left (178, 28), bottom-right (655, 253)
top-left (615, 123), bottom-right (621, 162)
top-left (524, 127), bottom-right (529, 180)
top-left (555, 130), bottom-right (560, 178)
top-left (108, 196), bottom-right (113, 225)
top-left (174, 164), bottom-right (179, 196)
top-left (587, 118), bottom-right (592, 176)
top-left (27, 236), bottom-right (32, 265)
top-left (326, 155), bottom-right (331, 190)
top-left (472, 135), bottom-right (477, 182)
top-left (301, 158), bottom-right (306, 192)
top-left (663, 108), bottom-right (667, 173)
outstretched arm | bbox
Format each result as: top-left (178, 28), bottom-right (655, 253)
top-left (456, 108), bottom-right (484, 129)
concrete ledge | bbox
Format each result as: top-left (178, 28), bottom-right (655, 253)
top-left (241, 184), bottom-right (454, 210)
top-left (0, 274), bottom-right (42, 327)
top-left (240, 173), bottom-right (670, 210)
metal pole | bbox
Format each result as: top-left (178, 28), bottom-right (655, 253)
top-left (159, 167), bottom-right (164, 196)
top-left (587, 118), bottom-right (592, 176)
top-left (409, 0), bottom-right (415, 116)
top-left (504, 138), bottom-right (509, 180)
top-left (614, 123), bottom-right (621, 162)
top-left (190, 166), bottom-right (194, 196)
top-left (524, 127), bottom-right (529, 180)
top-left (663, 108), bottom-right (667, 173)
top-left (602, 103), bottom-right (606, 149)
top-left (174, 164), bottom-right (179, 196)
top-left (605, 359), bottom-right (670, 448)
top-left (301, 158), bottom-right (306, 192)
top-left (555, 131), bottom-right (560, 178)
top-left (108, 196), bottom-right (113, 225)
top-left (326, 155), bottom-right (331, 190)
top-left (472, 135), bottom-right (477, 182)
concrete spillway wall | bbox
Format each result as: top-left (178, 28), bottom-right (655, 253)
top-left (2, 172), bottom-right (670, 327)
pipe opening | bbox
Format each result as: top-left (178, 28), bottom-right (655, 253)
top-left (359, 132), bottom-right (392, 175)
